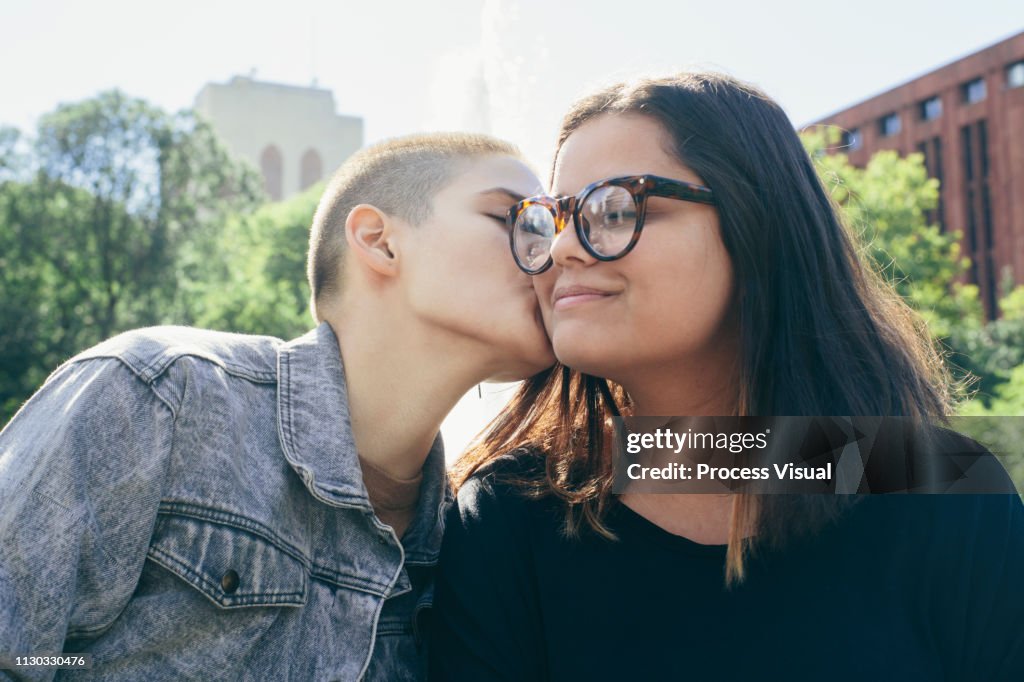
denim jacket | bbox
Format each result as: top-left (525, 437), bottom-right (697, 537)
top-left (0, 322), bottom-right (450, 681)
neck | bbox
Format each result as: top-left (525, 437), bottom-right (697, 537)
top-left (622, 341), bottom-right (741, 418)
top-left (617, 329), bottom-right (744, 545)
top-left (322, 302), bottom-right (496, 481)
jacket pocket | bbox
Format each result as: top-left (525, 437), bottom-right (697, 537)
top-left (147, 510), bottom-right (308, 608)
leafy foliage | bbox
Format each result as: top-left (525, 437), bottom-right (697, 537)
top-left (804, 129), bottom-right (981, 338)
top-left (0, 91), bottom-right (263, 422)
top-left (804, 129), bottom-right (1023, 410)
top-left (186, 182), bottom-right (321, 339)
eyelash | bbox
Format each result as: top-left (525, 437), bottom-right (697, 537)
top-left (486, 214), bottom-right (508, 227)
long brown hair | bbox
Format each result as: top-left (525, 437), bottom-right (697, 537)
top-left (453, 72), bottom-right (956, 584)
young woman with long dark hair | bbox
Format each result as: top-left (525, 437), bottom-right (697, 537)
top-left (429, 73), bottom-right (1024, 680)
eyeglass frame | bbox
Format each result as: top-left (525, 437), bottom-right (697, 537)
top-left (506, 174), bottom-right (717, 275)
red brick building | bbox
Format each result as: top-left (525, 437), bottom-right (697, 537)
top-left (811, 30), bottom-right (1024, 318)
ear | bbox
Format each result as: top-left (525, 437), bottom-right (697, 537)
top-left (344, 204), bottom-right (399, 278)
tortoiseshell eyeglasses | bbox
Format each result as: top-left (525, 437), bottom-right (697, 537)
top-left (507, 175), bottom-right (716, 275)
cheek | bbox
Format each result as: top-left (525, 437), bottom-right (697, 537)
top-left (452, 233), bottom-right (513, 291)
top-left (624, 220), bottom-right (735, 343)
top-left (481, 226), bottom-right (519, 273)
top-left (646, 213), bottom-right (730, 288)
top-left (461, 232), bottom-right (537, 322)
top-left (658, 234), bottom-right (731, 303)
top-left (406, 233), bottom-right (481, 312)
top-left (532, 272), bottom-right (556, 321)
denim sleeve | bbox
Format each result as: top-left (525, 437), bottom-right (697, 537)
top-left (0, 358), bottom-right (176, 678)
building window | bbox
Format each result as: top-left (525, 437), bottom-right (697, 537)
top-left (879, 112), bottom-right (901, 137)
top-left (917, 136), bottom-right (945, 231)
top-left (260, 145), bottom-right (284, 201)
top-left (982, 184), bottom-right (993, 250)
top-left (984, 256), bottom-right (998, 320)
top-left (840, 128), bottom-right (862, 151)
top-left (961, 118), bottom-right (996, 319)
top-left (965, 187), bottom-right (978, 252)
top-left (1008, 61), bottom-right (1024, 89)
top-left (932, 137), bottom-right (944, 230)
top-left (919, 96), bottom-right (942, 121)
top-left (962, 77), bottom-right (986, 104)
top-left (978, 119), bottom-right (989, 178)
top-left (300, 149), bottom-right (323, 190)
top-left (961, 125), bottom-right (974, 182)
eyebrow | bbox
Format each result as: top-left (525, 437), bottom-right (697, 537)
top-left (478, 187), bottom-right (528, 203)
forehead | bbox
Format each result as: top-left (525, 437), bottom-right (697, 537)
top-left (440, 155), bottom-right (543, 202)
top-left (552, 113), bottom-right (704, 195)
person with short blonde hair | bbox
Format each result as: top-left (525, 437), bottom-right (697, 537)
top-left (0, 131), bottom-right (553, 680)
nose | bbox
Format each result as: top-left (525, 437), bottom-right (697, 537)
top-left (549, 215), bottom-right (596, 268)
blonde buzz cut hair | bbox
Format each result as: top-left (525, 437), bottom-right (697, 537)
top-left (307, 132), bottom-right (522, 321)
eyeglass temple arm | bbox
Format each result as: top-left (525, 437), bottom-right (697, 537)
top-left (646, 177), bottom-right (716, 205)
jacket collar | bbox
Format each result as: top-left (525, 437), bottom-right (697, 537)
top-left (276, 321), bottom-right (449, 562)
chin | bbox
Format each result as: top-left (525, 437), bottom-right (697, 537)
top-left (551, 345), bottom-right (622, 381)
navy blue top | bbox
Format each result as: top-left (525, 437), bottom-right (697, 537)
top-left (429, 454), bottom-right (1024, 681)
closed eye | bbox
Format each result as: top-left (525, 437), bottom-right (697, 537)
top-left (485, 214), bottom-right (508, 227)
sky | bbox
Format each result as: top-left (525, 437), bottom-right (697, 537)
top-left (3, 0), bottom-right (1023, 454)
top-left (4, 0), bottom-right (1023, 169)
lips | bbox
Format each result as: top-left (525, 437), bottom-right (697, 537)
top-left (551, 284), bottom-right (616, 311)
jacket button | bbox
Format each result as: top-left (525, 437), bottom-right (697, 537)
top-left (221, 570), bottom-right (240, 594)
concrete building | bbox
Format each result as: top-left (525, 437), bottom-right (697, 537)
top-left (811, 31), bottom-right (1024, 318)
top-left (195, 76), bottom-right (363, 201)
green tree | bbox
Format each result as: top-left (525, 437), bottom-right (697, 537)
top-left (957, 365), bottom-right (1024, 492)
top-left (186, 182), bottom-right (321, 339)
top-left (804, 130), bottom-right (981, 339)
top-left (950, 284), bottom-right (1024, 403)
top-left (807, 130), bottom-right (1023, 489)
top-left (803, 129), bottom-right (1024, 408)
top-left (0, 177), bottom-right (108, 419)
top-left (0, 91), bottom-right (263, 423)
